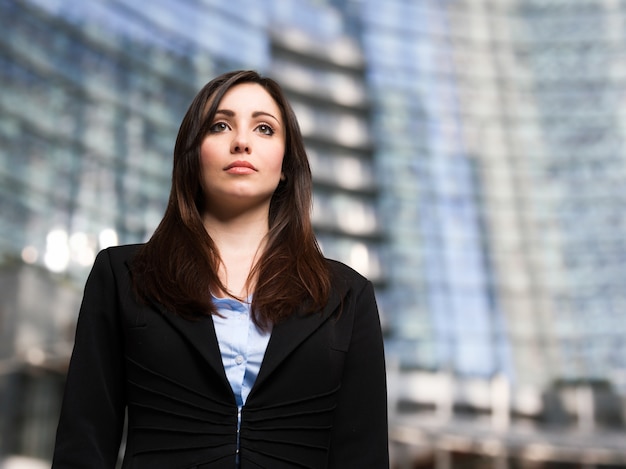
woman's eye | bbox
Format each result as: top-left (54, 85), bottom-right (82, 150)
top-left (209, 122), bottom-right (229, 133)
top-left (257, 124), bottom-right (274, 136)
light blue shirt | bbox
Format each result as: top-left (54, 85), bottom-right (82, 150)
top-left (211, 296), bottom-right (271, 410)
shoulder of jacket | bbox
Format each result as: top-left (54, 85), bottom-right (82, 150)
top-left (325, 258), bottom-right (370, 288)
top-left (99, 243), bottom-right (144, 265)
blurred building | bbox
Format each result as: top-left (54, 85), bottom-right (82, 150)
top-left (363, 0), bottom-right (505, 380)
top-left (270, 28), bottom-right (384, 283)
top-left (363, 0), bottom-right (626, 388)
top-left (1, 0), bottom-right (626, 467)
top-left (0, 0), bottom-right (383, 461)
top-left (367, 0), bottom-right (626, 467)
top-left (447, 0), bottom-right (626, 393)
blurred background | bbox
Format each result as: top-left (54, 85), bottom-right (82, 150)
top-left (1, 0), bottom-right (625, 467)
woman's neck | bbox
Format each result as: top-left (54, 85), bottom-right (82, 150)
top-left (203, 210), bottom-right (269, 298)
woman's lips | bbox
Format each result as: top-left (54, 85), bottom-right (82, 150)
top-left (224, 160), bottom-right (257, 174)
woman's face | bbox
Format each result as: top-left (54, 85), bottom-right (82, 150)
top-left (199, 83), bottom-right (285, 217)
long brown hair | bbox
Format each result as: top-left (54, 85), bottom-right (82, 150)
top-left (132, 70), bottom-right (330, 327)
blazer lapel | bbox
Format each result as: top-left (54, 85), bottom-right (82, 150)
top-left (152, 301), bottom-right (229, 384)
top-left (123, 258), bottom-right (231, 397)
top-left (253, 278), bottom-right (349, 390)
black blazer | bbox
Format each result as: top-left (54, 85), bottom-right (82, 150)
top-left (52, 245), bottom-right (389, 468)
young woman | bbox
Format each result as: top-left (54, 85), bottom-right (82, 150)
top-left (52, 70), bottom-right (389, 468)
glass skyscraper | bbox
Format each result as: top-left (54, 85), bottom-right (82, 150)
top-left (362, 0), bottom-right (626, 391)
top-left (362, 1), bottom-right (504, 378)
top-left (0, 0), bottom-right (383, 459)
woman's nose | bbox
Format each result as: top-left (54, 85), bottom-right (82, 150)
top-left (231, 132), bottom-right (251, 154)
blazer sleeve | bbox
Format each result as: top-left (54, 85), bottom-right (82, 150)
top-left (52, 249), bottom-right (126, 468)
top-left (328, 279), bottom-right (390, 468)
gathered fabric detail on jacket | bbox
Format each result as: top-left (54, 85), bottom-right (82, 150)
top-left (124, 355), bottom-right (237, 465)
top-left (239, 385), bottom-right (340, 468)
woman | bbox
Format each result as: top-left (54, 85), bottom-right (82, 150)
top-left (52, 70), bottom-right (389, 468)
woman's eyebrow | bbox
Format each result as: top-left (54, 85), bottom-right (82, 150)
top-left (252, 111), bottom-right (280, 124)
top-left (215, 109), bottom-right (234, 117)
top-left (215, 108), bottom-right (279, 124)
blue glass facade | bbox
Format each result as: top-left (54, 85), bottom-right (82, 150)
top-left (360, 0), bottom-right (626, 391)
top-left (509, 1), bottom-right (626, 385)
top-left (361, 1), bottom-right (504, 376)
